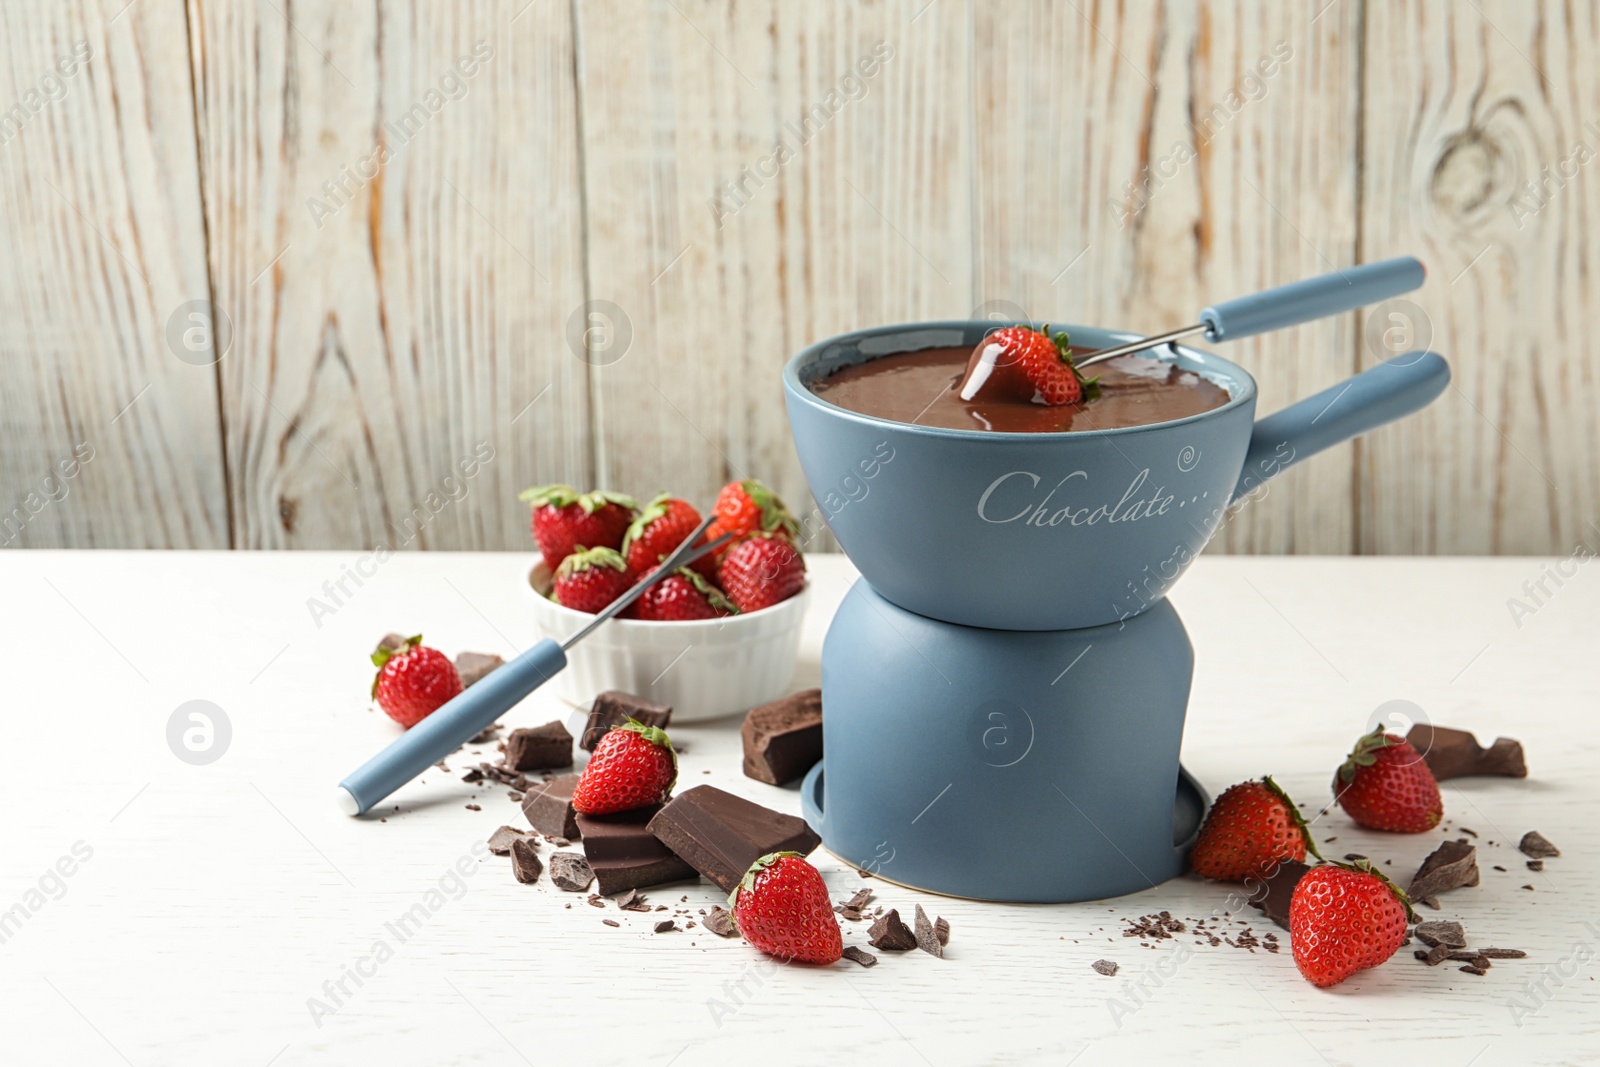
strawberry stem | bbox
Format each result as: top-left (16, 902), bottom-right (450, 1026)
top-left (1263, 774), bottom-right (1324, 862)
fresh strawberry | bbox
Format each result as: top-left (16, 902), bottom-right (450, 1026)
top-left (729, 852), bottom-right (842, 965)
top-left (717, 533), bottom-right (806, 613)
top-left (962, 324), bottom-right (1099, 406)
top-left (630, 565), bottom-right (738, 622)
top-left (370, 635), bottom-right (462, 728)
top-left (551, 546), bottom-right (632, 613)
top-left (707, 479), bottom-right (800, 547)
top-left (1289, 860), bottom-right (1412, 987)
top-left (518, 484), bottom-right (637, 570)
top-left (1190, 776), bottom-right (1321, 882)
top-left (571, 720), bottom-right (677, 815)
top-left (622, 494), bottom-right (715, 579)
top-left (1333, 728), bottom-right (1443, 833)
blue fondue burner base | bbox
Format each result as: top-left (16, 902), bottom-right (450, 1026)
top-left (801, 579), bottom-right (1206, 903)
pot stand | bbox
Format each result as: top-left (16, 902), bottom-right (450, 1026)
top-left (801, 579), bottom-right (1206, 903)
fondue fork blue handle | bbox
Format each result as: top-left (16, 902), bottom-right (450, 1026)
top-left (335, 518), bottom-right (728, 816)
top-left (1074, 257), bottom-right (1425, 370)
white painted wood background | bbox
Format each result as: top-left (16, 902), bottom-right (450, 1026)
top-left (1, 0), bottom-right (1595, 554)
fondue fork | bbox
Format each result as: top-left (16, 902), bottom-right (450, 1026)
top-left (335, 515), bottom-right (730, 816)
top-left (1073, 257), bottom-right (1424, 371)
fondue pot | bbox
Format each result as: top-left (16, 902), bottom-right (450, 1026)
top-left (786, 321), bottom-right (1449, 902)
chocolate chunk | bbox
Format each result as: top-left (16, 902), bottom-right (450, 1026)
top-left (1091, 959), bottom-right (1119, 977)
top-left (582, 691), bottom-right (671, 751)
top-left (376, 632), bottom-right (409, 653)
top-left (1480, 948), bottom-right (1527, 959)
top-left (868, 909), bottom-right (917, 952)
top-left (655, 920), bottom-right (677, 933)
top-left (1407, 724), bottom-right (1526, 780)
top-left (646, 785), bottom-right (821, 893)
top-left (503, 720), bottom-right (574, 771)
top-left (510, 838), bottom-right (543, 884)
top-left (549, 852), bottom-right (594, 892)
top-left (602, 918), bottom-right (620, 927)
top-left (842, 945), bottom-right (878, 968)
top-left (913, 904), bottom-right (944, 958)
top-left (1459, 962), bottom-right (1489, 976)
top-left (455, 651), bottom-right (505, 689)
top-left (1519, 831), bottom-right (1560, 859)
top-left (1413, 921), bottom-right (1466, 949)
top-left (704, 906), bottom-right (738, 938)
top-left (1527, 859), bottom-right (1544, 872)
top-left (487, 825), bottom-right (531, 856)
top-left (1417, 944), bottom-right (1452, 966)
top-left (740, 689), bottom-right (823, 786)
top-left (521, 774), bottom-right (582, 839)
top-left (1408, 840), bottom-right (1479, 905)
top-left (464, 804), bottom-right (481, 811)
top-left (578, 806), bottom-right (698, 894)
top-left (842, 889), bottom-right (873, 912)
top-left (1245, 858), bottom-right (1310, 930)
top-left (935, 916), bottom-right (950, 946)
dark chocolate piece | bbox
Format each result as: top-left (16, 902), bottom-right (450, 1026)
top-left (1409, 840), bottom-right (1479, 906)
top-left (935, 916), bottom-right (950, 947)
top-left (1480, 948), bottom-right (1527, 959)
top-left (1416, 944), bottom-right (1452, 966)
top-left (1527, 859), bottom-right (1544, 872)
top-left (704, 906), bottom-right (738, 937)
top-left (1091, 959), bottom-right (1119, 976)
top-left (503, 720), bottom-right (574, 771)
top-left (549, 852), bottom-right (594, 892)
top-left (1413, 920), bottom-right (1466, 949)
top-left (577, 806), bottom-right (698, 894)
top-left (1519, 831), bottom-right (1560, 859)
top-left (1407, 723), bottom-right (1526, 780)
top-left (913, 904), bottom-right (944, 958)
top-left (486, 825), bottom-right (531, 856)
top-left (868, 909), bottom-right (917, 952)
top-left (1245, 858), bottom-right (1310, 930)
top-left (582, 690), bottom-right (671, 751)
top-left (842, 946), bottom-right (878, 968)
top-left (1459, 962), bottom-right (1489, 976)
top-left (602, 918), bottom-right (620, 927)
top-left (654, 920), bottom-right (677, 933)
top-left (455, 651), bottom-right (505, 689)
top-left (740, 689), bottom-right (823, 786)
top-left (646, 785), bottom-right (821, 893)
top-left (511, 838), bottom-right (543, 884)
top-left (521, 774), bottom-right (582, 839)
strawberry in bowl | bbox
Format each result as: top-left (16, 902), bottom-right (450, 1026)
top-left (527, 479), bottom-right (809, 721)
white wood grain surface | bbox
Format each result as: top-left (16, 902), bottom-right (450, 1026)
top-left (0, 551), bottom-right (1594, 1065)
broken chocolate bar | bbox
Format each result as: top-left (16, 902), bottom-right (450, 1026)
top-left (646, 785), bottom-right (821, 893)
top-left (582, 690), bottom-right (671, 751)
top-left (503, 720), bottom-right (574, 771)
top-left (1409, 840), bottom-right (1479, 907)
top-left (511, 838), bottom-right (543, 884)
top-left (1091, 959), bottom-right (1119, 977)
top-left (868, 909), bottom-right (917, 951)
top-left (578, 806), bottom-right (698, 895)
top-left (521, 774), bottom-right (582, 839)
top-left (740, 689), bottom-right (823, 786)
top-left (1413, 920), bottom-right (1467, 949)
top-left (486, 825), bottom-right (532, 856)
top-left (1245, 858), bottom-right (1310, 931)
top-left (1519, 831), bottom-right (1560, 859)
top-left (549, 852), bottom-right (594, 892)
top-left (455, 651), bottom-right (505, 689)
top-left (842, 945), bottom-right (878, 968)
top-left (1406, 723), bottom-right (1526, 780)
top-left (704, 906), bottom-right (738, 937)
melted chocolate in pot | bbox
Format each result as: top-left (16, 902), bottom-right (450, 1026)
top-left (810, 345), bottom-right (1230, 433)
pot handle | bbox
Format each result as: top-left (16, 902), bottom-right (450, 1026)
top-left (1230, 351), bottom-right (1450, 504)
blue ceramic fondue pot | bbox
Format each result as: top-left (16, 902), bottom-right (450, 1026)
top-left (784, 323), bottom-right (1449, 631)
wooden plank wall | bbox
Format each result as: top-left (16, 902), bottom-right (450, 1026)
top-left (1, 0), bottom-right (1595, 556)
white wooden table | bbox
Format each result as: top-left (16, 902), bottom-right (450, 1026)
top-left (1, 551), bottom-right (1594, 1066)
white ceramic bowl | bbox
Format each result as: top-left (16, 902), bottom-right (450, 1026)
top-left (528, 562), bottom-right (809, 722)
